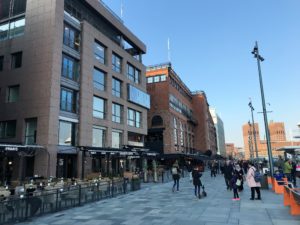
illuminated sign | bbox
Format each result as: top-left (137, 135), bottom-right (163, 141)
top-left (128, 84), bottom-right (150, 109)
top-left (5, 147), bottom-right (18, 151)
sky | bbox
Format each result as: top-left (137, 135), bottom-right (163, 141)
top-left (102, 0), bottom-right (300, 147)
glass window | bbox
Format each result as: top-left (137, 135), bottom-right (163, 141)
top-left (93, 68), bottom-right (105, 91)
top-left (58, 121), bottom-right (76, 146)
top-left (160, 75), bottom-right (166, 81)
top-left (147, 77), bottom-right (153, 83)
top-left (0, 56), bottom-right (3, 71)
top-left (0, 22), bottom-right (9, 41)
top-left (112, 131), bottom-right (122, 148)
top-left (93, 96), bottom-right (105, 119)
top-left (112, 78), bottom-right (121, 98)
top-left (180, 121), bottom-right (184, 146)
top-left (7, 85), bottom-right (19, 102)
top-left (127, 63), bottom-right (140, 84)
top-left (62, 54), bottom-right (79, 81)
top-left (173, 117), bottom-right (178, 145)
top-left (154, 76), bottom-right (160, 82)
top-left (11, 52), bottom-right (22, 69)
top-left (9, 17), bottom-right (25, 38)
top-left (0, 120), bottom-right (16, 138)
top-left (60, 88), bottom-right (77, 113)
top-left (127, 108), bottom-right (141, 128)
top-left (94, 41), bottom-right (105, 64)
top-left (0, 0), bottom-right (10, 20)
top-left (112, 103), bottom-right (122, 123)
top-left (112, 53), bottom-right (121, 73)
top-left (63, 23), bottom-right (80, 51)
top-left (12, 0), bottom-right (27, 16)
top-left (92, 126), bottom-right (105, 147)
top-left (25, 118), bottom-right (37, 145)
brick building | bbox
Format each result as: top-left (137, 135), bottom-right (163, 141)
top-left (145, 63), bottom-right (217, 158)
top-left (242, 121), bottom-right (300, 159)
top-left (0, 0), bottom-right (149, 182)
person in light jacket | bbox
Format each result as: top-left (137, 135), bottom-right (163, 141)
top-left (246, 162), bottom-right (261, 200)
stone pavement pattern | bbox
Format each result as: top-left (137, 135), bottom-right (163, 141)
top-left (20, 172), bottom-right (300, 225)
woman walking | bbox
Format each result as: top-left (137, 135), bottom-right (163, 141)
top-left (192, 166), bottom-right (202, 198)
top-left (246, 162), bottom-right (261, 200)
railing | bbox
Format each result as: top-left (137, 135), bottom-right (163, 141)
top-left (0, 178), bottom-right (140, 224)
top-left (98, 0), bottom-right (123, 24)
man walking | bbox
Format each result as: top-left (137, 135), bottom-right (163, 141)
top-left (171, 161), bottom-right (181, 192)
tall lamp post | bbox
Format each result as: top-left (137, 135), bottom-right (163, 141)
top-left (251, 41), bottom-right (274, 175)
top-left (248, 99), bottom-right (259, 159)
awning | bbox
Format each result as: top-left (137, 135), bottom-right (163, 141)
top-left (79, 146), bottom-right (139, 156)
top-left (57, 146), bottom-right (78, 154)
top-left (276, 146), bottom-right (300, 154)
top-left (0, 144), bottom-right (45, 156)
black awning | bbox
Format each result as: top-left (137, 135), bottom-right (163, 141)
top-left (0, 144), bottom-right (45, 156)
top-left (79, 146), bottom-right (139, 156)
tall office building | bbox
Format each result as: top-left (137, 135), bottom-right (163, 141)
top-left (210, 108), bottom-right (226, 157)
top-left (0, 0), bottom-right (149, 182)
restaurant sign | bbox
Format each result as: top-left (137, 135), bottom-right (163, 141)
top-left (5, 146), bottom-right (18, 151)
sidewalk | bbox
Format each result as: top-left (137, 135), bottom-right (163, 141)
top-left (19, 172), bottom-right (300, 225)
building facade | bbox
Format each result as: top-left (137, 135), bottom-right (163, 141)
top-left (0, 0), bottom-right (149, 182)
top-left (145, 63), bottom-right (217, 157)
top-left (210, 108), bottom-right (226, 157)
top-left (242, 121), bottom-right (300, 159)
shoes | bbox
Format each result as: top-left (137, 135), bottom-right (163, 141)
top-left (236, 198), bottom-right (240, 201)
top-left (232, 198), bottom-right (237, 201)
top-left (250, 198), bottom-right (254, 200)
top-left (255, 198), bottom-right (261, 200)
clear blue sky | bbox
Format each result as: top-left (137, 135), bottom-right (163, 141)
top-left (103, 0), bottom-right (300, 147)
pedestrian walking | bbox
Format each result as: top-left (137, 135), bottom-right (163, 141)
top-left (246, 162), bottom-right (261, 200)
top-left (230, 171), bottom-right (240, 201)
top-left (224, 160), bottom-right (233, 190)
top-left (171, 161), bottom-right (181, 192)
top-left (192, 166), bottom-right (202, 198)
top-left (186, 161), bottom-right (193, 183)
top-left (211, 161), bottom-right (217, 178)
top-left (235, 164), bottom-right (244, 191)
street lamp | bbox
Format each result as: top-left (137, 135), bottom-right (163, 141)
top-left (248, 99), bottom-right (259, 158)
top-left (251, 41), bottom-right (274, 175)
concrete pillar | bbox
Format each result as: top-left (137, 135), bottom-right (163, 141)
top-left (143, 158), bottom-right (148, 182)
top-left (153, 159), bottom-right (158, 182)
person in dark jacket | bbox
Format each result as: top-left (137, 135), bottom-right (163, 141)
top-left (230, 171), bottom-right (240, 200)
top-left (192, 167), bottom-right (202, 198)
top-left (171, 161), bottom-right (181, 192)
top-left (224, 161), bottom-right (233, 190)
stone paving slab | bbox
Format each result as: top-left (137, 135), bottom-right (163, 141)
top-left (19, 171), bottom-right (300, 225)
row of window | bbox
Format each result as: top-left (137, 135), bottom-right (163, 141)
top-left (146, 74), bottom-right (167, 83)
top-left (0, 51), bottom-right (23, 72)
top-left (0, 118), bottom-right (37, 145)
top-left (0, 0), bottom-right (27, 21)
top-left (170, 76), bottom-right (192, 101)
top-left (63, 23), bottom-right (141, 84)
top-left (169, 94), bottom-right (193, 118)
top-left (173, 117), bottom-right (194, 151)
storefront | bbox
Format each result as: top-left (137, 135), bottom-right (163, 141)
top-left (0, 144), bottom-right (45, 185)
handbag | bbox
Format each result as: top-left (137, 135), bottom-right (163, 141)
top-left (236, 179), bottom-right (241, 186)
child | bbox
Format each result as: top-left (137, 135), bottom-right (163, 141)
top-left (230, 171), bottom-right (240, 201)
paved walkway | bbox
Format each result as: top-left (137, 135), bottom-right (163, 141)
top-left (20, 172), bottom-right (300, 225)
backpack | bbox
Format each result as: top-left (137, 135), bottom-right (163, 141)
top-left (253, 169), bottom-right (262, 182)
top-left (172, 167), bottom-right (178, 175)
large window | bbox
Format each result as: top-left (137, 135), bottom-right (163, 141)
top-left (127, 108), bottom-right (141, 128)
top-left (62, 54), bottom-right (79, 81)
top-left (94, 41), bottom-right (105, 64)
top-left (173, 117), bottom-right (178, 146)
top-left (0, 56), bottom-right (3, 71)
top-left (58, 120), bottom-right (76, 146)
top-left (7, 85), bottom-right (19, 103)
top-left (112, 53), bottom-right (121, 73)
top-left (93, 68), bottom-right (105, 91)
top-left (0, 120), bottom-right (16, 138)
top-left (127, 63), bottom-right (140, 84)
top-left (93, 96), bottom-right (106, 119)
top-left (112, 130), bottom-right (122, 148)
top-left (63, 23), bottom-right (80, 51)
top-left (92, 126), bottom-right (106, 147)
top-left (112, 78), bottom-right (121, 98)
top-left (112, 103), bottom-right (122, 123)
top-left (0, 0), bottom-right (27, 20)
top-left (25, 118), bottom-right (37, 145)
top-left (0, 17), bottom-right (25, 41)
top-left (60, 88), bottom-right (77, 113)
top-left (180, 121), bottom-right (184, 147)
top-left (11, 52), bottom-right (22, 69)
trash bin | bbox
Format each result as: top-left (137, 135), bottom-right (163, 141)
top-left (260, 174), bottom-right (269, 189)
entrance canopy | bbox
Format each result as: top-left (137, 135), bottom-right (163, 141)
top-left (0, 143), bottom-right (45, 156)
top-left (276, 146), bottom-right (300, 154)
